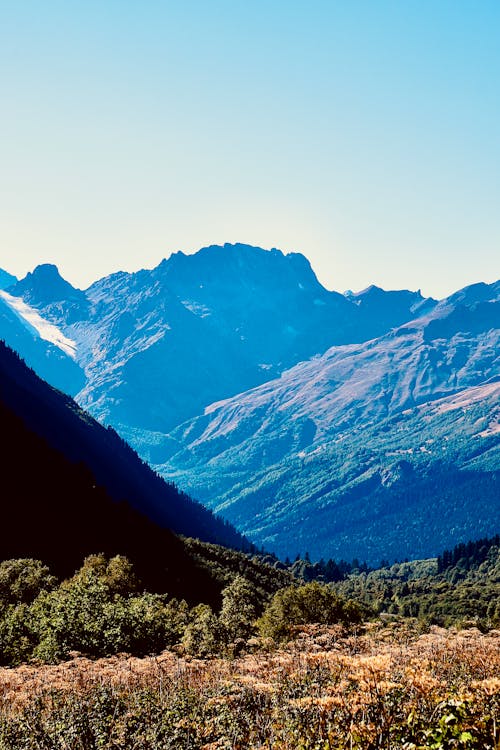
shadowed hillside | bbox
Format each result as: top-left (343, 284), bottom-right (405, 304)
top-left (0, 341), bottom-right (253, 602)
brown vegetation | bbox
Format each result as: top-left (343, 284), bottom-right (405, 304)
top-left (0, 622), bottom-right (499, 748)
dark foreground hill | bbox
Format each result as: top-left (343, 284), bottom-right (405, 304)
top-left (0, 341), bottom-right (254, 603)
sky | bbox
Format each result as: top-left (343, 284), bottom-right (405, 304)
top-left (1, 1), bottom-right (499, 299)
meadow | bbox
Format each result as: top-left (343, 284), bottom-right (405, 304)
top-left (0, 622), bottom-right (498, 749)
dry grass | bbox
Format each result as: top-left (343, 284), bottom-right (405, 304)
top-left (0, 623), bottom-right (499, 749)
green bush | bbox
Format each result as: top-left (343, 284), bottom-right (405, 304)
top-left (257, 581), bottom-right (363, 641)
top-left (0, 556), bottom-right (190, 664)
top-left (219, 575), bottom-right (258, 643)
top-left (0, 559), bottom-right (56, 606)
top-left (0, 603), bottom-right (35, 665)
top-left (182, 603), bottom-right (222, 656)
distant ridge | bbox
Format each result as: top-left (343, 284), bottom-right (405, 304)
top-left (0, 268), bottom-right (17, 290)
top-left (6, 243), bottom-right (437, 439)
top-left (158, 278), bottom-right (500, 562)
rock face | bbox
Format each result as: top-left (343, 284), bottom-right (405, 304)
top-left (9, 264), bottom-right (90, 325)
top-left (156, 280), bottom-right (500, 563)
top-left (1, 246), bottom-right (498, 564)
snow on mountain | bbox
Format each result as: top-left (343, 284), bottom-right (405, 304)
top-left (0, 292), bottom-right (85, 395)
top-left (7, 244), bottom-right (436, 435)
top-left (0, 290), bottom-right (78, 359)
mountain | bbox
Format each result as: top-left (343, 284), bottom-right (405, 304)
top-left (0, 290), bottom-right (85, 395)
top-left (0, 269), bottom-right (17, 290)
top-left (348, 284), bottom-right (435, 335)
top-left (9, 263), bottom-right (89, 324)
top-left (0, 341), bottom-right (253, 601)
top-left (5, 245), bottom-right (437, 441)
top-left (156, 280), bottom-right (500, 564)
top-left (3, 246), bottom-right (496, 566)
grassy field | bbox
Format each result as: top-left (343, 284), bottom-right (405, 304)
top-left (0, 622), bottom-right (498, 749)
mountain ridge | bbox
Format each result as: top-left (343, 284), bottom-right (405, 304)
top-left (3, 244), bottom-right (438, 437)
top-left (155, 278), bottom-right (500, 561)
top-left (0, 340), bottom-right (249, 555)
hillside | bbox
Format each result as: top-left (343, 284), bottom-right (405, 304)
top-left (0, 535), bottom-right (498, 746)
top-left (0, 291), bottom-right (85, 395)
top-left (0, 341), bottom-right (258, 601)
top-left (333, 534), bottom-right (500, 626)
top-left (158, 280), bottom-right (500, 562)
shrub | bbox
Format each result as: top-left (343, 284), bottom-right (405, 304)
top-left (0, 556), bottom-right (189, 664)
top-left (257, 581), bottom-right (363, 641)
top-left (0, 559), bottom-right (56, 606)
top-left (182, 604), bottom-right (222, 656)
top-left (219, 575), bottom-right (258, 643)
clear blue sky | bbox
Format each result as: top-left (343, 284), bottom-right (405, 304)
top-left (1, 1), bottom-right (499, 298)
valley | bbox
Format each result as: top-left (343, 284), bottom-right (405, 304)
top-left (0, 244), bottom-right (498, 563)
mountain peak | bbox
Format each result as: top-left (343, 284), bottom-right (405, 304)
top-left (33, 262), bottom-right (60, 275)
top-left (354, 284), bottom-right (384, 296)
top-left (154, 243), bottom-right (322, 295)
top-left (10, 264), bottom-right (85, 306)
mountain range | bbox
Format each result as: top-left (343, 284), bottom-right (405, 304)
top-left (0, 244), bottom-right (498, 563)
top-left (159, 281), bottom-right (499, 562)
top-left (1, 245), bottom-right (436, 435)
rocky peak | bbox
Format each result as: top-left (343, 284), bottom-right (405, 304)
top-left (153, 243), bottom-right (326, 298)
top-left (11, 264), bottom-right (85, 306)
top-left (9, 264), bottom-right (89, 325)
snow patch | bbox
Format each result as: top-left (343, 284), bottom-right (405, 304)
top-left (0, 290), bottom-right (77, 359)
top-left (181, 300), bottom-right (211, 317)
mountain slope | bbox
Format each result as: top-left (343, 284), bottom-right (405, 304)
top-left (0, 291), bottom-right (85, 395)
top-left (0, 269), bottom-right (17, 290)
top-left (157, 280), bottom-right (500, 563)
top-left (0, 342), bottom-right (251, 590)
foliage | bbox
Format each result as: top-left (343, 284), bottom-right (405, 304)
top-left (437, 534), bottom-right (500, 573)
top-left (1, 531), bottom-right (499, 667)
top-left (0, 559), bottom-right (56, 606)
top-left (182, 603), bottom-right (222, 657)
top-left (219, 575), bottom-right (259, 643)
top-left (0, 554), bottom-right (285, 664)
top-left (0, 556), bottom-right (189, 665)
top-left (257, 581), bottom-right (364, 641)
top-left (0, 626), bottom-right (498, 749)
top-left (288, 554), bottom-right (371, 583)
top-left (334, 540), bottom-right (500, 628)
top-left (182, 536), bottom-right (293, 600)
top-left (182, 576), bottom-right (259, 657)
